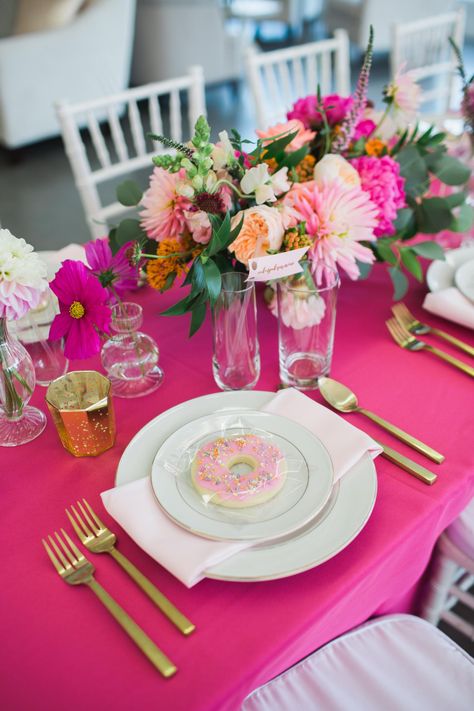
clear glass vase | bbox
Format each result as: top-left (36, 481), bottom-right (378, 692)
top-left (277, 268), bottom-right (339, 390)
top-left (9, 289), bottom-right (68, 386)
top-left (0, 317), bottom-right (47, 446)
top-left (101, 302), bottom-right (163, 398)
top-left (212, 272), bottom-right (260, 391)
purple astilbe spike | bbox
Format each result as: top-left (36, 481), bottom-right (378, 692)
top-left (332, 26), bottom-right (374, 153)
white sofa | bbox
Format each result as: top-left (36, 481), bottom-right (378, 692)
top-left (132, 0), bottom-right (254, 86)
top-left (0, 0), bottom-right (136, 148)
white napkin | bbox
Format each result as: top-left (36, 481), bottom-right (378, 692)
top-left (423, 288), bottom-right (474, 331)
top-left (101, 389), bottom-right (382, 587)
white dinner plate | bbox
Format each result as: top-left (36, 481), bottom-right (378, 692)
top-left (426, 246), bottom-right (474, 292)
top-left (151, 410), bottom-right (334, 541)
top-left (115, 391), bottom-right (377, 582)
top-left (454, 259), bottom-right (474, 302)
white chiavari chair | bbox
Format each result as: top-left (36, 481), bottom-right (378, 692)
top-left (245, 31), bottom-right (351, 129)
top-left (390, 10), bottom-right (466, 120)
top-left (56, 66), bottom-right (206, 239)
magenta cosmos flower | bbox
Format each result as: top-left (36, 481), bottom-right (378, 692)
top-left (85, 237), bottom-right (138, 299)
top-left (49, 260), bottom-right (111, 359)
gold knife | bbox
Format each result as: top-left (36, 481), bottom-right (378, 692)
top-left (375, 439), bottom-right (437, 485)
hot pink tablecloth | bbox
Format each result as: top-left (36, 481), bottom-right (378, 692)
top-left (1, 266), bottom-right (473, 711)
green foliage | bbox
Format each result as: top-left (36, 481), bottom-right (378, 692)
top-left (117, 180), bottom-right (143, 207)
top-left (388, 266), bottom-right (409, 300)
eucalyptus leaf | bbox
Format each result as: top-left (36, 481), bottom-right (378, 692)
top-left (396, 145), bottom-right (429, 197)
top-left (414, 197), bottom-right (453, 233)
top-left (374, 240), bottom-right (397, 265)
top-left (428, 153), bottom-right (470, 185)
top-left (449, 203), bottom-right (474, 232)
top-left (356, 261), bottom-right (373, 280)
top-left (388, 266), bottom-right (409, 300)
top-left (116, 180), bottom-right (143, 207)
top-left (410, 241), bottom-right (445, 260)
top-left (116, 219), bottom-right (146, 247)
top-left (400, 248), bottom-right (423, 282)
top-left (108, 227), bottom-right (119, 255)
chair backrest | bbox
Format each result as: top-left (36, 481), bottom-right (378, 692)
top-left (390, 10), bottom-right (466, 117)
top-left (245, 30), bottom-right (350, 129)
top-left (56, 65), bottom-right (206, 239)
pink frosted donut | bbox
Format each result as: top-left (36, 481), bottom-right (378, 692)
top-left (191, 433), bottom-right (287, 508)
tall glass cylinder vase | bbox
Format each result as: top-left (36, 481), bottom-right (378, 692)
top-left (212, 272), bottom-right (260, 391)
top-left (277, 269), bottom-right (339, 390)
top-left (0, 317), bottom-right (47, 446)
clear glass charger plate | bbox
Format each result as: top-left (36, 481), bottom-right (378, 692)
top-left (115, 391), bottom-right (377, 582)
top-left (150, 410), bottom-right (334, 541)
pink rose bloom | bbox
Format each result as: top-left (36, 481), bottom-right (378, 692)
top-left (287, 94), bottom-right (353, 128)
top-left (353, 119), bottom-right (376, 141)
top-left (350, 156), bottom-right (406, 237)
top-left (184, 209), bottom-right (212, 244)
top-left (256, 119), bottom-right (316, 151)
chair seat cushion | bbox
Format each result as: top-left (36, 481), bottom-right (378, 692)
top-left (446, 497), bottom-right (474, 558)
top-left (13, 0), bottom-right (86, 35)
top-left (241, 615), bottom-right (474, 711)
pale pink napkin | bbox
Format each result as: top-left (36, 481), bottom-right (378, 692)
top-left (101, 389), bottom-right (382, 587)
top-left (423, 288), bottom-right (474, 331)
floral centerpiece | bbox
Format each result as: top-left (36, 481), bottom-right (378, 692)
top-left (100, 28), bottom-right (472, 335)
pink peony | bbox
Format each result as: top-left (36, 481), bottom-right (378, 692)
top-left (350, 155), bottom-right (406, 236)
top-left (49, 260), bottom-right (111, 359)
top-left (353, 119), bottom-right (376, 141)
top-left (140, 167), bottom-right (192, 241)
top-left (283, 180), bottom-right (378, 282)
top-left (287, 94), bottom-right (353, 128)
top-left (256, 119), bottom-right (316, 151)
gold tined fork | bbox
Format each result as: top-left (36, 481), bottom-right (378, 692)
top-left (42, 529), bottom-right (177, 677)
top-left (66, 499), bottom-right (195, 635)
top-left (391, 302), bottom-right (474, 358)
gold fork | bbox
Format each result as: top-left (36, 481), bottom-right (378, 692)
top-left (42, 529), bottom-right (177, 677)
top-left (386, 318), bottom-right (474, 378)
top-left (392, 303), bottom-right (474, 358)
top-left (66, 499), bottom-right (195, 636)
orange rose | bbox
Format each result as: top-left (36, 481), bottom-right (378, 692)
top-left (228, 206), bottom-right (285, 266)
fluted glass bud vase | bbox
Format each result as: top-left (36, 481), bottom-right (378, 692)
top-left (0, 317), bottom-right (47, 446)
top-left (101, 302), bottom-right (163, 398)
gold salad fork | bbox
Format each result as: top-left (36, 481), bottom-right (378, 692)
top-left (66, 499), bottom-right (195, 636)
top-left (42, 530), bottom-right (177, 677)
top-left (392, 303), bottom-right (474, 358)
top-left (386, 318), bottom-right (474, 378)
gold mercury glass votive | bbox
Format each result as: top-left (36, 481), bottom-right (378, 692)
top-left (45, 371), bottom-right (116, 457)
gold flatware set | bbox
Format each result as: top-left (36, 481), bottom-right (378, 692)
top-left (387, 305), bottom-right (474, 378)
top-left (43, 499), bottom-right (194, 678)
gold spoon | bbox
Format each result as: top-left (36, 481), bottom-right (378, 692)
top-left (318, 377), bottom-right (444, 464)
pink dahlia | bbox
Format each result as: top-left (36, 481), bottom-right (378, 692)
top-left (85, 238), bottom-right (138, 299)
top-left (49, 260), bottom-right (111, 359)
top-left (287, 94), bottom-right (353, 128)
top-left (256, 119), bottom-right (316, 151)
top-left (350, 155), bottom-right (406, 236)
top-left (140, 167), bottom-right (192, 241)
top-left (284, 180), bottom-right (378, 281)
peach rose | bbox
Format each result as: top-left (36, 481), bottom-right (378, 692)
top-left (228, 205), bottom-right (285, 266)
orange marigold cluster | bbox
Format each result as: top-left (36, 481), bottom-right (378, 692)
top-left (146, 237), bottom-right (201, 291)
top-left (283, 229), bottom-right (313, 251)
top-left (294, 154), bottom-right (316, 182)
top-left (365, 137), bottom-right (386, 157)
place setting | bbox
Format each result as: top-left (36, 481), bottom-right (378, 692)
top-left (2, 9), bottom-right (474, 708)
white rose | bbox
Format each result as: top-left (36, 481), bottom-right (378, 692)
top-left (313, 154), bottom-right (360, 190)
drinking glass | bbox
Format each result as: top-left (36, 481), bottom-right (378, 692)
top-left (212, 272), bottom-right (260, 390)
top-left (277, 269), bottom-right (339, 390)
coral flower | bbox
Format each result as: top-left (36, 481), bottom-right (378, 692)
top-left (85, 238), bottom-right (138, 299)
top-left (140, 167), bottom-right (192, 241)
top-left (49, 260), bottom-right (111, 359)
top-left (229, 205), bottom-right (285, 266)
top-left (284, 180), bottom-right (378, 282)
top-left (256, 119), bottom-right (316, 151)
